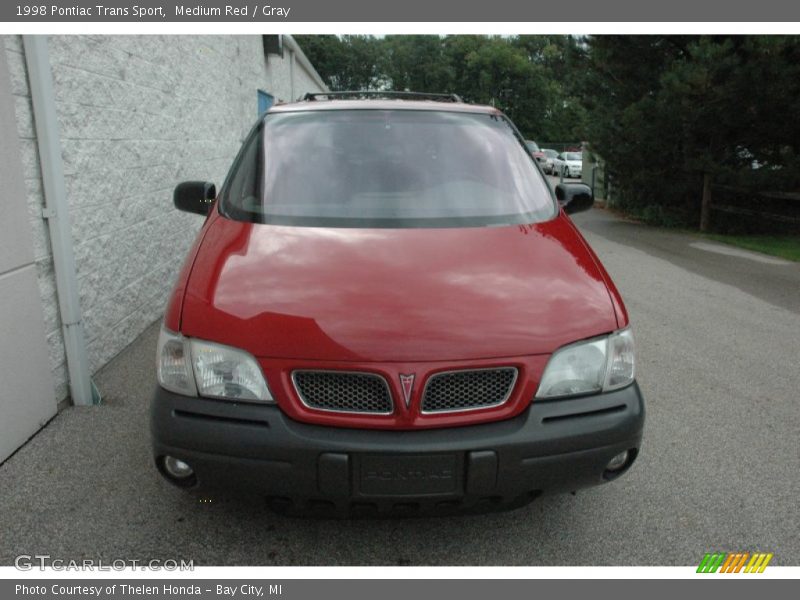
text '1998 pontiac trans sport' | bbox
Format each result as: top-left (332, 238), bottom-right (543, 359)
top-left (151, 91), bottom-right (644, 516)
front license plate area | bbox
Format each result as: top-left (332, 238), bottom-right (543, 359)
top-left (356, 453), bottom-right (462, 497)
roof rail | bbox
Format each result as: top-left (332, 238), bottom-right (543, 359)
top-left (301, 91), bottom-right (463, 103)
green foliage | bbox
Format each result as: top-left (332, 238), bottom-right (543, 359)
top-left (293, 35), bottom-right (388, 90)
top-left (633, 204), bottom-right (693, 229)
top-left (703, 234), bottom-right (800, 262)
top-left (294, 34), bottom-right (587, 142)
top-left (380, 35), bottom-right (454, 93)
top-left (580, 35), bottom-right (800, 229)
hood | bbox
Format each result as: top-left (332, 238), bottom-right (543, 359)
top-left (180, 214), bottom-right (618, 361)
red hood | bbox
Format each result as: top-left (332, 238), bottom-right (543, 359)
top-left (180, 214), bottom-right (619, 361)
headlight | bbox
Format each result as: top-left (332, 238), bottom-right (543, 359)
top-left (157, 327), bottom-right (197, 396)
top-left (535, 328), bottom-right (635, 399)
top-left (605, 328), bottom-right (636, 390)
top-left (191, 338), bottom-right (273, 402)
top-left (156, 327), bottom-right (274, 403)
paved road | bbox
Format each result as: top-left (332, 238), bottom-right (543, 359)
top-left (1, 206), bottom-right (798, 566)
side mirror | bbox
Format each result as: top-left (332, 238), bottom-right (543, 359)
top-left (555, 183), bottom-right (594, 215)
top-left (174, 181), bottom-right (216, 215)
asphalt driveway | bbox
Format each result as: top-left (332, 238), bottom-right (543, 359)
top-left (1, 206), bottom-right (798, 566)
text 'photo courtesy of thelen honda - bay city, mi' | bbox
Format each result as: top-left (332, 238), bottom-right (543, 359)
top-left (151, 91), bottom-right (644, 516)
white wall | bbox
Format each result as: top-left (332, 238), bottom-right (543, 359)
top-left (3, 35), bottom-right (326, 403)
top-left (264, 39), bottom-right (329, 103)
top-left (0, 44), bottom-right (56, 462)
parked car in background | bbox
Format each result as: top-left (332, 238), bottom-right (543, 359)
top-left (541, 149), bottom-right (558, 174)
top-left (554, 152), bottom-right (583, 178)
top-left (153, 92), bottom-right (643, 516)
top-left (526, 140), bottom-right (545, 163)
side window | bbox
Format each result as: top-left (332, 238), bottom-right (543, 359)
top-left (224, 128), bottom-right (263, 212)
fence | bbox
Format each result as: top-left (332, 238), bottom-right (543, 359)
top-left (709, 185), bottom-right (800, 234)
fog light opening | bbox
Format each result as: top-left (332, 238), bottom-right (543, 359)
top-left (603, 448), bottom-right (637, 480)
top-left (158, 455), bottom-right (197, 487)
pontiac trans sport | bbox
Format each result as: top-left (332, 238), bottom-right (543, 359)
top-left (151, 92), bottom-right (644, 516)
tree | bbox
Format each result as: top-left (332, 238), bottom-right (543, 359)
top-left (513, 35), bottom-right (589, 141)
top-left (379, 35), bottom-right (453, 93)
top-left (579, 35), bottom-right (800, 230)
top-left (294, 34), bottom-right (580, 142)
top-left (294, 35), bottom-right (386, 91)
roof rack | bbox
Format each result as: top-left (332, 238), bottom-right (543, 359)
top-left (301, 91), bottom-right (463, 103)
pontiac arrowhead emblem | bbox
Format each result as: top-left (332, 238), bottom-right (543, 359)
top-left (399, 374), bottom-right (415, 408)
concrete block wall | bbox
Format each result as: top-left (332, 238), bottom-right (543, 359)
top-left (4, 35), bottom-right (326, 403)
top-left (264, 43), bottom-right (328, 103)
top-left (292, 65), bottom-right (326, 101)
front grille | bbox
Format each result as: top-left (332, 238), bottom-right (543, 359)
top-left (421, 368), bottom-right (517, 413)
top-left (292, 371), bottom-right (393, 414)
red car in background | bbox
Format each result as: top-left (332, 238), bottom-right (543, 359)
top-left (526, 139), bottom-right (546, 163)
top-left (152, 92), bottom-right (644, 516)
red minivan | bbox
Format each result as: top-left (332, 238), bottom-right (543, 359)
top-left (152, 92), bottom-right (644, 515)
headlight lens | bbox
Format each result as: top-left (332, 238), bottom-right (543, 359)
top-left (157, 327), bottom-right (197, 396)
top-left (191, 339), bottom-right (272, 402)
top-left (156, 327), bottom-right (274, 403)
top-left (535, 328), bottom-right (635, 399)
top-left (605, 328), bottom-right (636, 390)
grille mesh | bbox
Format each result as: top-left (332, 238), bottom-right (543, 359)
top-left (421, 368), bottom-right (517, 413)
top-left (293, 371), bottom-right (393, 414)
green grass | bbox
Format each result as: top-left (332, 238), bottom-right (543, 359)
top-left (703, 234), bottom-right (800, 262)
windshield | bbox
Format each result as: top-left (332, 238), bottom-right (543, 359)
top-left (565, 152), bottom-right (582, 161)
top-left (220, 109), bottom-right (557, 228)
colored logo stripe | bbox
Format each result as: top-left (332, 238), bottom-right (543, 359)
top-left (720, 553), bottom-right (748, 573)
top-left (745, 553), bottom-right (773, 573)
top-left (697, 553), bottom-right (725, 573)
top-left (697, 552), bottom-right (773, 573)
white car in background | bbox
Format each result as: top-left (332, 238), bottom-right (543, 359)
top-left (540, 149), bottom-right (559, 174)
top-left (554, 152), bottom-right (583, 178)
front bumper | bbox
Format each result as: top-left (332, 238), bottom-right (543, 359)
top-left (151, 383), bottom-right (644, 515)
